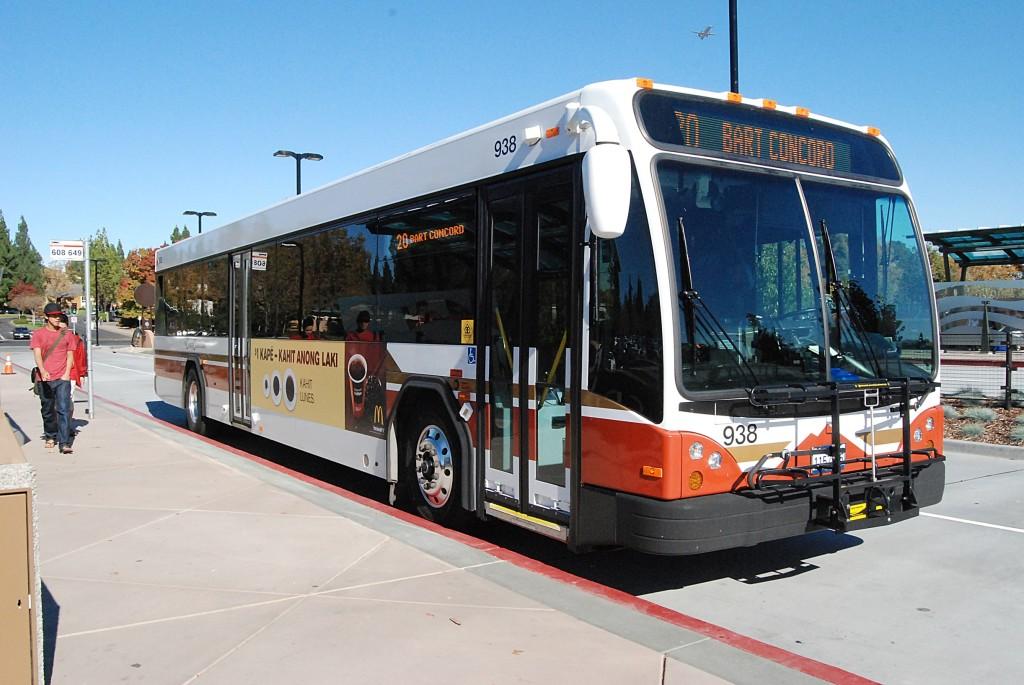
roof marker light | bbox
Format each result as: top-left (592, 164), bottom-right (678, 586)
top-left (867, 126), bottom-right (881, 137)
top-left (795, 106), bottom-right (810, 117)
top-left (636, 78), bottom-right (653, 90)
top-left (762, 99), bottom-right (777, 110)
top-left (727, 92), bottom-right (742, 103)
top-left (545, 126), bottom-right (560, 139)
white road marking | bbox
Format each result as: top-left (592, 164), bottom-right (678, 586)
top-left (93, 361), bottom-right (153, 375)
top-left (922, 512), bottom-right (1024, 534)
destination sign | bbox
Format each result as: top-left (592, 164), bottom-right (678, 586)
top-left (637, 92), bottom-right (901, 183)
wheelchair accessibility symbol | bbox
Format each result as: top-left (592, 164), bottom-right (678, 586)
top-left (467, 347), bottom-right (476, 365)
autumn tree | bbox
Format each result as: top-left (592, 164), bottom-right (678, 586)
top-left (44, 266), bottom-right (76, 301)
top-left (8, 281), bottom-right (45, 315)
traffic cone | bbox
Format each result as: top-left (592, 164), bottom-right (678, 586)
top-left (2, 355), bottom-right (13, 375)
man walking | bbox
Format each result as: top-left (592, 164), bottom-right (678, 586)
top-left (31, 302), bottom-right (78, 454)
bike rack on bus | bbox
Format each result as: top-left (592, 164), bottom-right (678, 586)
top-left (746, 378), bottom-right (945, 531)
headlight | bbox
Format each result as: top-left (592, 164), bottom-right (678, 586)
top-left (925, 417), bottom-right (934, 431)
top-left (708, 452), bottom-right (722, 469)
top-left (689, 442), bottom-right (704, 460)
top-left (913, 428), bottom-right (923, 443)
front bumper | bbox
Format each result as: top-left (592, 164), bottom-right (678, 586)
top-left (579, 460), bottom-right (944, 555)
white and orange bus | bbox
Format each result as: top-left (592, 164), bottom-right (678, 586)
top-left (155, 78), bottom-right (945, 554)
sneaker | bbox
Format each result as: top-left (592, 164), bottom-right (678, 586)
top-left (60, 445), bottom-right (73, 454)
top-left (44, 439), bottom-right (56, 449)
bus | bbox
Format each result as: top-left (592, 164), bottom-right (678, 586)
top-left (155, 78), bottom-right (945, 555)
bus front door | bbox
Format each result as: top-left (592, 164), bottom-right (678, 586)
top-left (482, 169), bottom-right (577, 535)
top-left (229, 251), bottom-right (251, 426)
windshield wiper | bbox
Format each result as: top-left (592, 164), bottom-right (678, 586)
top-left (676, 217), bottom-right (759, 386)
top-left (818, 218), bottom-right (883, 378)
top-left (818, 218), bottom-right (842, 358)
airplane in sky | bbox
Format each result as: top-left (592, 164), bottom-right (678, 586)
top-left (693, 25), bottom-right (714, 40)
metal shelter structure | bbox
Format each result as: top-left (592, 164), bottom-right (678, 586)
top-left (924, 225), bottom-right (1024, 280)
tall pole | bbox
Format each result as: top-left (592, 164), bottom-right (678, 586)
top-left (83, 239), bottom-right (95, 418)
top-left (729, 0), bottom-right (739, 93)
top-left (295, 157), bottom-right (302, 195)
top-left (93, 260), bottom-right (101, 347)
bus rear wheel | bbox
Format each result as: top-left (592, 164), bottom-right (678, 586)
top-left (184, 368), bottom-right (210, 436)
top-left (402, 406), bottom-right (461, 524)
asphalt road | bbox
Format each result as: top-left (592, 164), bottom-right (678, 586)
top-left (6, 344), bottom-right (1022, 684)
top-left (0, 317), bottom-right (133, 346)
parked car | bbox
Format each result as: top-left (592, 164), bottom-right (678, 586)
top-left (12, 326), bottom-right (31, 340)
top-left (2, 307), bottom-right (19, 314)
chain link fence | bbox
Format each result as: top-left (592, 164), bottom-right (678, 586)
top-left (941, 331), bottom-right (1024, 407)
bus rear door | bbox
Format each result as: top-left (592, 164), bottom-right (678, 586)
top-left (229, 251), bottom-right (251, 426)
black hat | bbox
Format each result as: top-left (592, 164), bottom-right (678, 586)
top-left (357, 310), bottom-right (371, 323)
top-left (43, 303), bottom-right (62, 316)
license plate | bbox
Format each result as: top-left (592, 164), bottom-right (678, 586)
top-left (811, 453), bottom-right (844, 466)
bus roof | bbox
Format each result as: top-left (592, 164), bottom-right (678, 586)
top-left (156, 78), bottom-right (888, 272)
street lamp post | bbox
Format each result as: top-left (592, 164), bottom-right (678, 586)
top-left (88, 258), bottom-right (106, 346)
top-left (274, 150), bottom-right (324, 195)
top-left (280, 242), bottom-right (305, 320)
top-left (183, 210), bottom-right (217, 235)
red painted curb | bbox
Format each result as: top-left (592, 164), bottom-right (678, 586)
top-left (77, 377), bottom-right (874, 685)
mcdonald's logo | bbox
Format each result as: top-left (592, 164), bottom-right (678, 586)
top-left (373, 403), bottom-right (385, 427)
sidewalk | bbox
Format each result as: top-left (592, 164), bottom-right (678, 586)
top-left (0, 371), bottom-right (846, 685)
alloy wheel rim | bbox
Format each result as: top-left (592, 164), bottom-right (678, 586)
top-left (187, 382), bottom-right (200, 424)
top-left (414, 424), bottom-right (454, 508)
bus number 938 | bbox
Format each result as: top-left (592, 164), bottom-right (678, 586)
top-left (723, 424), bottom-right (757, 445)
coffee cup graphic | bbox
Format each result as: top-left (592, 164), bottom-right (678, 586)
top-left (348, 353), bottom-right (368, 418)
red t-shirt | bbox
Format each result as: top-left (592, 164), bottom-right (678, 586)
top-left (30, 327), bottom-right (79, 379)
top-left (346, 329), bottom-right (376, 342)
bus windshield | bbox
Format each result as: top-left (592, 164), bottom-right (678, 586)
top-left (659, 160), bottom-right (935, 393)
top-left (803, 182), bottom-right (936, 381)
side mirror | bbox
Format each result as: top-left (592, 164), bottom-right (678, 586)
top-left (582, 144), bottom-right (631, 240)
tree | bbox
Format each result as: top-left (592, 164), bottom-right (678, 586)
top-left (180, 225), bottom-right (191, 240)
top-left (66, 228), bottom-right (125, 314)
top-left (0, 210), bottom-right (12, 302)
top-left (123, 247), bottom-right (156, 284)
top-left (11, 216), bottom-right (44, 291)
top-left (44, 266), bottom-right (75, 300)
top-left (8, 280), bottom-right (44, 314)
top-left (170, 226), bottom-right (182, 243)
top-left (117, 247), bottom-right (157, 312)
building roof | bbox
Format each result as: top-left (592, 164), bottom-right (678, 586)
top-left (923, 225), bottom-right (1024, 268)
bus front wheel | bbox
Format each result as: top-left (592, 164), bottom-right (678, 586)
top-left (184, 368), bottom-right (210, 436)
top-left (402, 406), bottom-right (461, 524)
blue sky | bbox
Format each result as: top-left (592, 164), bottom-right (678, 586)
top-left (1, 1), bottom-right (1021, 256)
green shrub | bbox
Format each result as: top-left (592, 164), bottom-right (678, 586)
top-left (961, 423), bottom-right (985, 438)
top-left (1015, 415), bottom-right (1024, 426)
top-left (1011, 426), bottom-right (1024, 442)
top-left (943, 405), bottom-right (960, 420)
top-left (963, 407), bottom-right (996, 422)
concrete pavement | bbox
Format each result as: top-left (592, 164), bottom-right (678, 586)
top-left (0, 369), bottom-right (862, 684)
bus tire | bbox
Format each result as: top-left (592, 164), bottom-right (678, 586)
top-left (183, 368), bottom-right (210, 436)
top-left (402, 405), bottom-right (461, 524)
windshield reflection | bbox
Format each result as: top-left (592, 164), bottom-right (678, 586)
top-left (660, 160), bottom-right (935, 393)
top-left (803, 183), bottom-right (935, 380)
top-left (661, 162), bottom-right (826, 392)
